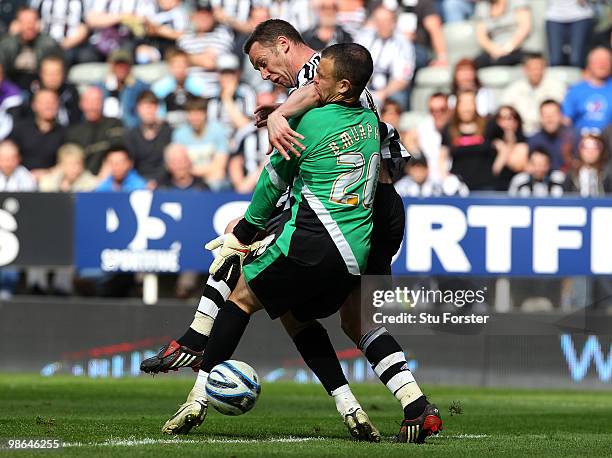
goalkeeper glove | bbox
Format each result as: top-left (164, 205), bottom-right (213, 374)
top-left (205, 233), bottom-right (252, 283)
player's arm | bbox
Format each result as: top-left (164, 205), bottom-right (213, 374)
top-left (235, 150), bottom-right (300, 242)
top-left (256, 84), bottom-right (321, 159)
top-left (205, 148), bottom-right (300, 278)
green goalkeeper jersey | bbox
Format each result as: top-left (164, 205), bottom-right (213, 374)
top-left (242, 101), bottom-right (381, 279)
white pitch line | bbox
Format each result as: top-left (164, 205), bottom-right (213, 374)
top-left (63, 437), bottom-right (325, 448)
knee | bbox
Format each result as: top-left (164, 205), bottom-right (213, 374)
top-left (281, 314), bottom-right (318, 339)
top-left (340, 315), bottom-right (361, 346)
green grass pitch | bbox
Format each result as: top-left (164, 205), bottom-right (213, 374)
top-left (0, 374), bottom-right (611, 457)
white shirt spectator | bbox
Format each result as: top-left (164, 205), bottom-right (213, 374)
top-left (545, 0), bottom-right (593, 23)
top-left (0, 165), bottom-right (37, 191)
top-left (416, 115), bottom-right (443, 184)
top-left (501, 76), bottom-right (566, 136)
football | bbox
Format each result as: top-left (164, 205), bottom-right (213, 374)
top-left (205, 360), bottom-right (261, 416)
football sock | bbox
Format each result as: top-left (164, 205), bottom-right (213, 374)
top-left (177, 277), bottom-right (231, 350)
top-left (330, 384), bottom-right (361, 417)
top-left (200, 300), bottom-right (250, 373)
top-left (359, 326), bottom-right (426, 418)
top-left (292, 321), bottom-right (348, 395)
top-left (188, 370), bottom-right (209, 402)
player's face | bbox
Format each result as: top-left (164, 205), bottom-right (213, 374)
top-left (313, 57), bottom-right (340, 103)
top-left (248, 42), bottom-right (294, 88)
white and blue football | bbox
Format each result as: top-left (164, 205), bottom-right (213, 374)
top-left (205, 360), bottom-right (261, 416)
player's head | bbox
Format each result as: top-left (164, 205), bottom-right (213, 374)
top-left (315, 43), bottom-right (373, 104)
top-left (244, 19), bottom-right (307, 88)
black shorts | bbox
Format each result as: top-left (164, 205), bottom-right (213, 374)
top-left (365, 183), bottom-right (405, 275)
top-left (245, 225), bottom-right (358, 322)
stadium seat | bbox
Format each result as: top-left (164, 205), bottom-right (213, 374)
top-left (546, 66), bottom-right (583, 87)
top-left (399, 111), bottom-right (428, 132)
top-left (414, 67), bottom-right (452, 89)
top-left (132, 62), bottom-right (168, 84)
top-left (67, 62), bottom-right (109, 86)
top-left (477, 66), bottom-right (523, 88)
top-left (443, 20), bottom-right (479, 66)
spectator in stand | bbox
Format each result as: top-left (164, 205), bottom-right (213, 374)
top-left (99, 49), bottom-right (150, 129)
top-left (96, 148), bottom-right (147, 191)
top-left (0, 7), bottom-right (63, 90)
top-left (206, 53), bottom-right (255, 136)
top-left (39, 143), bottom-right (98, 192)
top-left (562, 47), bottom-right (612, 136)
top-left (138, 0), bottom-right (190, 63)
top-left (0, 63), bottom-right (23, 141)
top-left (449, 58), bottom-right (497, 117)
top-left (85, 0), bottom-right (156, 62)
top-left (125, 90), bottom-right (172, 186)
top-left (381, 99), bottom-right (401, 130)
top-left (529, 99), bottom-right (574, 172)
top-left (383, 0), bottom-right (448, 69)
top-left (266, 0), bottom-right (314, 33)
top-left (209, 0), bottom-right (254, 33)
top-left (158, 143), bottom-right (207, 190)
top-left (500, 53), bottom-right (566, 136)
top-left (395, 153), bottom-right (469, 197)
top-left (0, 139), bottom-right (37, 191)
top-left (545, 0), bottom-right (594, 68)
top-left (439, 90), bottom-right (495, 191)
top-left (9, 88), bottom-right (65, 180)
top-left (442, 0), bottom-right (475, 23)
top-left (417, 92), bottom-right (451, 184)
top-left (25, 55), bottom-right (81, 126)
top-left (172, 95), bottom-right (229, 190)
top-left (356, 6), bottom-right (415, 109)
top-left (508, 148), bottom-right (565, 197)
top-left (474, 0), bottom-right (531, 68)
top-left (152, 48), bottom-right (207, 127)
top-left (336, 0), bottom-right (367, 38)
top-left (228, 124), bottom-right (269, 193)
top-left (66, 86), bottom-right (125, 176)
top-left (564, 134), bottom-right (612, 195)
top-left (177, 4), bottom-right (234, 98)
top-left (30, 0), bottom-right (92, 65)
top-left (489, 105), bottom-right (529, 191)
top-left (303, 0), bottom-right (353, 51)
top-left (0, 140), bottom-right (36, 299)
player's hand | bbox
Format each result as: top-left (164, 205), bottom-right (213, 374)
top-left (254, 103), bottom-right (281, 128)
top-left (266, 110), bottom-right (305, 160)
top-left (205, 233), bottom-right (251, 281)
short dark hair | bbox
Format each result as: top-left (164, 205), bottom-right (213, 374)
top-left (243, 19), bottom-right (305, 54)
top-left (40, 54), bottom-right (65, 68)
top-left (529, 147), bottom-right (550, 159)
top-left (540, 99), bottom-right (560, 111)
top-left (136, 90), bottom-right (158, 105)
top-left (321, 43), bottom-right (373, 100)
top-left (105, 146), bottom-right (132, 161)
top-left (185, 95), bottom-right (208, 112)
top-left (523, 52), bottom-right (545, 64)
top-left (165, 47), bottom-right (189, 62)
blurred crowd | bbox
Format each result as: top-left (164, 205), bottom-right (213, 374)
top-left (0, 0), bottom-right (611, 305)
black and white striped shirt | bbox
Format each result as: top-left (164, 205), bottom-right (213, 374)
top-left (209, 0), bottom-right (253, 24)
top-left (31, 0), bottom-right (86, 42)
top-left (88, 0), bottom-right (157, 16)
top-left (265, 0), bottom-right (315, 33)
top-left (178, 27), bottom-right (235, 97)
top-left (508, 171), bottom-right (566, 198)
top-left (207, 83), bottom-right (257, 129)
top-left (356, 30), bottom-right (415, 92)
top-left (295, 53), bottom-right (411, 168)
top-left (231, 124), bottom-right (269, 176)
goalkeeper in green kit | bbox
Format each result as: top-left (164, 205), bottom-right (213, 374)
top-left (191, 42), bottom-right (381, 431)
